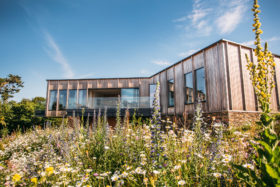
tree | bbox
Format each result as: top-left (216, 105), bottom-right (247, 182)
top-left (0, 74), bottom-right (24, 103)
top-left (32, 97), bottom-right (46, 110)
top-left (0, 74), bottom-right (23, 127)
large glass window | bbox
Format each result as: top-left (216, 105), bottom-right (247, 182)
top-left (68, 90), bottom-right (77, 109)
top-left (78, 89), bottom-right (87, 108)
top-left (185, 72), bottom-right (193, 104)
top-left (195, 67), bottom-right (206, 101)
top-left (168, 79), bottom-right (174, 107)
top-left (121, 88), bottom-right (139, 108)
top-left (48, 90), bottom-right (57, 111)
top-left (149, 84), bottom-right (157, 107)
top-left (58, 90), bottom-right (67, 110)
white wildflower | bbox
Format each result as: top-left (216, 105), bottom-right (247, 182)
top-left (153, 170), bottom-right (160, 175)
top-left (213, 173), bottom-right (222, 178)
top-left (243, 163), bottom-right (254, 170)
top-left (178, 180), bottom-right (186, 185)
top-left (111, 174), bottom-right (119, 181)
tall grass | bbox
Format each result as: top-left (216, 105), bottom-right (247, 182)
top-left (0, 100), bottom-right (256, 186)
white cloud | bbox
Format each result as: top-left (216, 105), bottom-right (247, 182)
top-left (174, 0), bottom-right (249, 38)
top-left (139, 69), bottom-right (151, 75)
top-left (188, 8), bottom-right (212, 25)
top-left (173, 16), bottom-right (188, 23)
top-left (242, 36), bottom-right (280, 47)
top-left (215, 4), bottom-right (245, 34)
top-left (241, 40), bottom-right (255, 46)
top-left (186, 0), bottom-right (213, 36)
top-left (44, 31), bottom-right (74, 78)
top-left (267, 36), bottom-right (280, 42)
top-left (78, 73), bottom-right (95, 78)
top-left (151, 60), bottom-right (171, 66)
top-left (178, 49), bottom-right (198, 57)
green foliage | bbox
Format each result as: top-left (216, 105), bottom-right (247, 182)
top-left (233, 1), bottom-right (280, 186)
top-left (0, 74), bottom-right (23, 103)
top-left (0, 97), bottom-right (47, 137)
top-left (233, 115), bottom-right (280, 186)
top-left (0, 101), bottom-right (245, 186)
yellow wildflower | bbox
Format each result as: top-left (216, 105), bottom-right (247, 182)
top-left (12, 173), bottom-right (21, 182)
top-left (31, 177), bottom-right (38, 184)
top-left (45, 166), bottom-right (54, 175)
top-left (143, 177), bottom-right (148, 184)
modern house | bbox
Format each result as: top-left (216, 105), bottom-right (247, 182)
top-left (45, 39), bottom-right (280, 125)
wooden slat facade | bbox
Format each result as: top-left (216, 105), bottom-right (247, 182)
top-left (46, 39), bottom-right (280, 117)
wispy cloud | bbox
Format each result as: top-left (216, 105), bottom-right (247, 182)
top-left (173, 16), bottom-right (188, 23)
top-left (241, 36), bottom-right (280, 47)
top-left (43, 31), bottom-right (74, 78)
top-left (174, 0), bottom-right (249, 37)
top-left (78, 73), bottom-right (95, 78)
top-left (187, 0), bottom-right (212, 36)
top-left (215, 1), bottom-right (247, 34)
top-left (139, 69), bottom-right (151, 75)
top-left (178, 49), bottom-right (198, 57)
top-left (188, 0), bottom-right (211, 24)
top-left (151, 60), bottom-right (171, 66)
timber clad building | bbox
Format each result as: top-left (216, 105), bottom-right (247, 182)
top-left (45, 39), bottom-right (280, 125)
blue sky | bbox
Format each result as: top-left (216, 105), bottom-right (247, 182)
top-left (1, 0), bottom-right (280, 101)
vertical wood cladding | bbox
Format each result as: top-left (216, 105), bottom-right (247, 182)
top-left (227, 44), bottom-right (244, 110)
top-left (205, 45), bottom-right (222, 112)
top-left (193, 52), bottom-right (204, 70)
top-left (166, 68), bottom-right (174, 115)
top-left (159, 72), bottom-right (168, 115)
top-left (139, 79), bottom-right (149, 97)
top-left (219, 42), bottom-right (229, 111)
top-left (275, 57), bottom-right (280, 109)
top-left (153, 74), bottom-right (160, 85)
top-left (241, 48), bottom-right (257, 111)
top-left (183, 58), bottom-right (192, 74)
top-left (174, 63), bottom-right (185, 114)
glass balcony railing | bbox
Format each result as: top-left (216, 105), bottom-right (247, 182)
top-left (73, 97), bottom-right (153, 109)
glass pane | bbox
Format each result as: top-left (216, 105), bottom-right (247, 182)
top-left (48, 90), bottom-right (57, 111)
top-left (68, 90), bottom-right (77, 109)
top-left (168, 79), bottom-right (174, 107)
top-left (121, 88), bottom-right (139, 108)
top-left (78, 89), bottom-right (87, 108)
top-left (58, 90), bottom-right (67, 110)
top-left (149, 84), bottom-right (157, 107)
top-left (185, 72), bottom-right (193, 104)
top-left (196, 68), bottom-right (206, 101)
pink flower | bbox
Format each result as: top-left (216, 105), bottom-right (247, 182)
top-left (93, 173), bottom-right (99, 177)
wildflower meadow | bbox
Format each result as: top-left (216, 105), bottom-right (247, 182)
top-left (0, 0), bottom-right (279, 186)
top-left (0, 84), bottom-right (261, 186)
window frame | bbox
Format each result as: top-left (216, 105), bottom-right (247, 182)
top-left (168, 79), bottom-right (174, 107)
top-left (58, 89), bottom-right (67, 110)
top-left (121, 88), bottom-right (140, 108)
top-left (48, 90), bottom-right (57, 111)
top-left (184, 72), bottom-right (194, 105)
top-left (78, 89), bottom-right (87, 109)
top-left (67, 89), bottom-right (77, 109)
top-left (195, 67), bottom-right (206, 102)
top-left (149, 84), bottom-right (158, 108)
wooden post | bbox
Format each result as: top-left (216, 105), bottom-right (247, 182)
top-left (238, 46), bottom-right (246, 110)
top-left (203, 49), bottom-right (209, 112)
top-left (225, 42), bottom-right (232, 110)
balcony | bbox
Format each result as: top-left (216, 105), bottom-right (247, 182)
top-left (87, 97), bottom-right (151, 109)
top-left (66, 96), bottom-right (153, 117)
